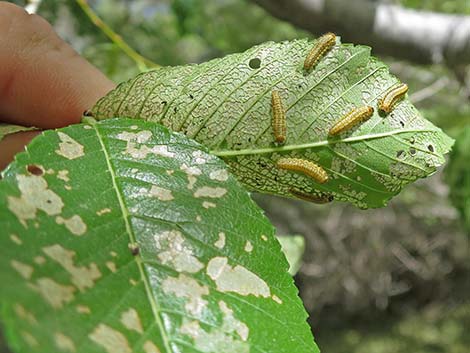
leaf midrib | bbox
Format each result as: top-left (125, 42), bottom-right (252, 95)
top-left (92, 122), bottom-right (173, 353)
top-left (211, 128), bottom-right (442, 157)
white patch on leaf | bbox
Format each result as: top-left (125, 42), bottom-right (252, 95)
top-left (143, 341), bottom-right (161, 353)
top-left (10, 234), bottom-right (22, 245)
top-left (192, 150), bottom-right (207, 164)
top-left (117, 131), bottom-right (174, 159)
top-left (14, 304), bottom-right (37, 325)
top-left (214, 232), bottom-right (226, 249)
top-left (154, 230), bottom-right (203, 273)
top-left (244, 241), bottom-right (253, 253)
top-left (34, 256), bottom-right (46, 265)
top-left (272, 295), bottom-right (283, 304)
top-left (202, 201), bottom-right (216, 209)
top-left (106, 261), bottom-right (117, 273)
top-left (57, 170), bottom-right (70, 182)
top-left (55, 132), bottom-right (84, 160)
top-left (54, 332), bottom-right (76, 352)
top-left (76, 305), bottom-right (91, 314)
top-left (21, 331), bottom-right (38, 347)
top-left (97, 208), bottom-right (111, 216)
top-left (120, 308), bottom-right (143, 334)
top-left (7, 175), bottom-right (64, 227)
top-left (149, 185), bottom-right (174, 201)
top-left (162, 274), bottom-right (209, 316)
top-left (180, 319), bottom-right (249, 353)
top-left (206, 257), bottom-right (270, 298)
top-left (89, 324), bottom-right (131, 353)
top-left (219, 301), bottom-right (249, 341)
top-left (209, 169), bottom-right (229, 182)
top-left (194, 187), bottom-right (227, 199)
top-left (28, 278), bottom-right (75, 309)
top-left (42, 244), bottom-right (101, 291)
top-left (56, 215), bottom-right (87, 236)
top-left (180, 163), bottom-right (202, 190)
top-left (11, 260), bottom-right (33, 279)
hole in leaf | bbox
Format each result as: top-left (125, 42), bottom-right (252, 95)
top-left (27, 164), bottom-right (44, 176)
top-left (396, 150), bottom-right (406, 159)
top-left (249, 58), bottom-right (261, 69)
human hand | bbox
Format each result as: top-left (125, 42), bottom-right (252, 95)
top-left (0, 2), bottom-right (115, 170)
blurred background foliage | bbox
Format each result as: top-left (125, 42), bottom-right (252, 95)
top-left (4, 1), bottom-right (470, 352)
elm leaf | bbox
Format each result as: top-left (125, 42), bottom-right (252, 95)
top-left (91, 38), bottom-right (453, 209)
top-left (0, 118), bottom-right (318, 353)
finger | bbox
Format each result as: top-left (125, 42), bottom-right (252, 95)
top-left (0, 2), bottom-right (115, 129)
top-left (0, 130), bottom-right (40, 171)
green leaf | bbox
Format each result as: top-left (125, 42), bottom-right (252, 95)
top-left (90, 38), bottom-right (453, 209)
top-left (0, 118), bottom-right (318, 353)
top-left (446, 126), bottom-right (470, 232)
top-left (0, 123), bottom-right (37, 142)
top-left (277, 235), bottom-right (305, 276)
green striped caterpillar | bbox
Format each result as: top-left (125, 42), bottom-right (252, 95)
top-left (303, 33), bottom-right (336, 72)
top-left (378, 83), bottom-right (408, 113)
top-left (329, 106), bottom-right (374, 136)
top-left (271, 90), bottom-right (286, 144)
top-left (277, 158), bottom-right (328, 184)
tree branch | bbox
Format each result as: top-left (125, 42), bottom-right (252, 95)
top-left (251, 0), bottom-right (470, 66)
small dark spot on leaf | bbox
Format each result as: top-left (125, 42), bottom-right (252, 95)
top-left (298, 84), bottom-right (302, 89)
top-left (427, 144), bottom-right (434, 152)
top-left (161, 101), bottom-right (167, 105)
top-left (46, 199), bottom-right (52, 204)
top-left (396, 150), bottom-right (405, 159)
top-left (27, 164), bottom-right (44, 176)
top-left (409, 148), bottom-right (417, 156)
top-left (174, 107), bottom-right (178, 113)
top-left (399, 121), bottom-right (405, 127)
top-left (189, 94), bottom-right (194, 99)
top-left (248, 58), bottom-right (261, 69)
top-left (128, 243), bottom-right (140, 256)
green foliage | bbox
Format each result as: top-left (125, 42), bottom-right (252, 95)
top-left (0, 118), bottom-right (318, 353)
top-left (318, 302), bottom-right (470, 353)
top-left (446, 126), bottom-right (470, 231)
top-left (91, 39), bottom-right (453, 209)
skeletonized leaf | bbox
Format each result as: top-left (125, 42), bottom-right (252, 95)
top-left (0, 118), bottom-right (318, 353)
top-left (91, 38), bottom-right (453, 209)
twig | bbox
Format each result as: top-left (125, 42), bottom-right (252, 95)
top-left (75, 0), bottom-right (159, 71)
top-left (410, 77), bottom-right (450, 103)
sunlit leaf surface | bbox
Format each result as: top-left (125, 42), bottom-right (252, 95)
top-left (0, 118), bottom-right (318, 353)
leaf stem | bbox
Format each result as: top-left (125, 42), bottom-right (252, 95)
top-left (75, 0), bottom-right (159, 71)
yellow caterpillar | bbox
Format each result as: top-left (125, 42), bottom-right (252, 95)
top-left (277, 158), bottom-right (328, 184)
top-left (378, 83), bottom-right (408, 113)
top-left (329, 106), bottom-right (374, 136)
top-left (271, 90), bottom-right (286, 144)
top-left (303, 32), bottom-right (336, 71)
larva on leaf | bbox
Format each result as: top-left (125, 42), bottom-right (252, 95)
top-left (378, 83), bottom-right (408, 114)
top-left (271, 90), bottom-right (286, 144)
top-left (329, 106), bottom-right (374, 136)
top-left (277, 158), bottom-right (328, 184)
top-left (289, 188), bottom-right (334, 204)
top-left (303, 32), bottom-right (336, 72)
